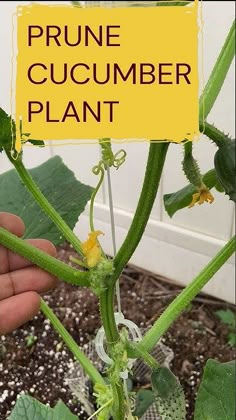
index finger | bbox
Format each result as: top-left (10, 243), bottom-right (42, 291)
top-left (0, 213), bottom-right (25, 274)
top-left (0, 212), bottom-right (25, 237)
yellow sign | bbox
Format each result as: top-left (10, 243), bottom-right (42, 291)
top-left (14, 2), bottom-right (199, 150)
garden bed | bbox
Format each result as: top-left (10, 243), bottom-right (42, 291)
top-left (0, 243), bottom-right (235, 419)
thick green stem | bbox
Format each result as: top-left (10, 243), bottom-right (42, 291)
top-left (114, 143), bottom-right (169, 282)
top-left (111, 383), bottom-right (125, 420)
top-left (8, 155), bottom-right (84, 255)
top-left (199, 20), bottom-right (235, 122)
top-left (0, 227), bottom-right (89, 287)
top-left (40, 299), bottom-right (104, 385)
top-left (200, 121), bottom-right (232, 147)
top-left (138, 235), bottom-right (235, 353)
top-left (100, 143), bottom-right (169, 345)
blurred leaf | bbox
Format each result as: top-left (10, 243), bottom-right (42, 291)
top-left (151, 367), bottom-right (186, 420)
top-left (215, 309), bottom-right (235, 327)
top-left (52, 400), bottom-right (78, 419)
top-left (194, 359), bottom-right (235, 420)
top-left (133, 390), bottom-right (155, 418)
top-left (227, 332), bottom-right (236, 346)
top-left (8, 395), bottom-right (53, 420)
top-left (216, 309), bottom-right (236, 347)
top-left (8, 395), bottom-right (78, 419)
top-left (25, 334), bottom-right (37, 349)
top-left (0, 156), bottom-right (93, 245)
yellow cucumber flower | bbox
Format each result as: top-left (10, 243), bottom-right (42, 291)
top-left (81, 230), bottom-right (103, 268)
top-left (189, 187), bottom-right (214, 208)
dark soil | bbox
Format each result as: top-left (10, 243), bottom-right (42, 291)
top-left (0, 243), bottom-right (235, 419)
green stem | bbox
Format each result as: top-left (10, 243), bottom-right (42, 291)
top-left (90, 166), bottom-right (105, 232)
top-left (200, 121), bottom-right (232, 147)
top-left (114, 143), bottom-right (169, 284)
top-left (87, 399), bottom-right (113, 420)
top-left (100, 143), bottom-right (169, 344)
top-left (40, 299), bottom-right (104, 385)
top-left (0, 227), bottom-right (89, 287)
top-left (111, 383), bottom-right (125, 420)
top-left (199, 20), bottom-right (235, 122)
top-left (184, 142), bottom-right (192, 155)
top-left (127, 342), bottom-right (159, 370)
top-left (8, 155), bottom-right (84, 256)
top-left (138, 235), bottom-right (236, 353)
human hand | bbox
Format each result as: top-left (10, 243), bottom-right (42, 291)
top-left (0, 212), bottom-right (57, 335)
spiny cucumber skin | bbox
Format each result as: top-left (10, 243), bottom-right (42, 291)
top-left (154, 388), bottom-right (186, 420)
top-left (152, 368), bottom-right (186, 420)
top-left (182, 155), bottom-right (203, 189)
top-left (214, 140), bottom-right (236, 202)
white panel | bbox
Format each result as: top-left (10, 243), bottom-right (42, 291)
top-left (22, 145), bottom-right (52, 168)
top-left (231, 210), bottom-right (235, 237)
top-left (76, 205), bottom-right (235, 303)
top-left (80, 202), bottom-right (234, 262)
top-left (0, 153), bottom-right (13, 175)
top-left (0, 146), bottom-right (51, 175)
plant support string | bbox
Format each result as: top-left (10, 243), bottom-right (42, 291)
top-left (106, 164), bottom-right (122, 315)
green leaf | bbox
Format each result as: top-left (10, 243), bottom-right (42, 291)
top-left (215, 309), bottom-right (235, 327)
top-left (215, 180), bottom-right (225, 193)
top-left (0, 156), bottom-right (93, 245)
top-left (0, 107), bottom-right (16, 152)
top-left (156, 1), bottom-right (191, 6)
top-left (8, 395), bottom-right (54, 420)
top-left (52, 400), bottom-right (78, 419)
top-left (164, 184), bottom-right (196, 218)
top-left (133, 390), bottom-right (155, 418)
top-left (194, 359), bottom-right (235, 420)
top-left (227, 332), bottom-right (236, 346)
top-left (28, 139), bottom-right (45, 147)
top-left (151, 367), bottom-right (186, 420)
top-left (164, 169), bottom-right (218, 217)
top-left (8, 396), bottom-right (79, 420)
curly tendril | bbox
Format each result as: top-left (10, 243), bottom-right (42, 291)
top-left (89, 139), bottom-right (127, 232)
top-left (99, 138), bottom-right (127, 170)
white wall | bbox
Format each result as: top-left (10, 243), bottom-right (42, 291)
top-left (0, 1), bottom-right (235, 302)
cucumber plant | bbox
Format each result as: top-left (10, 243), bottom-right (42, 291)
top-left (0, 6), bottom-right (235, 420)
